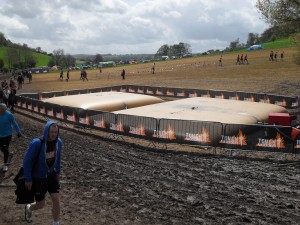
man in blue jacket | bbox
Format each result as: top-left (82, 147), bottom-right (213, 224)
top-left (23, 121), bottom-right (62, 225)
top-left (0, 103), bottom-right (21, 172)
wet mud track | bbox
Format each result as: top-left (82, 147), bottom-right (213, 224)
top-left (0, 113), bottom-right (299, 225)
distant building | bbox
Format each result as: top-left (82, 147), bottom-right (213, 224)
top-left (98, 61), bottom-right (116, 67)
top-left (28, 66), bottom-right (50, 74)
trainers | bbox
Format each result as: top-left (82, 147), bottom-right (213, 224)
top-left (25, 204), bottom-right (32, 223)
top-left (2, 165), bottom-right (8, 172)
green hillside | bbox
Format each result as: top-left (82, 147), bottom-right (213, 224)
top-left (262, 38), bottom-right (294, 50)
top-left (0, 46), bottom-right (51, 68)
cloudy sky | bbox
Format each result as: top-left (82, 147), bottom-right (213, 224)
top-left (0, 0), bottom-right (269, 55)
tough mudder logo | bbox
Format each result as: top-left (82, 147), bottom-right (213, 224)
top-left (110, 122), bottom-right (124, 132)
top-left (129, 125), bottom-right (146, 136)
top-left (184, 128), bottom-right (211, 143)
top-left (153, 125), bottom-right (176, 140)
top-left (94, 119), bottom-right (106, 128)
top-left (219, 130), bottom-right (247, 146)
top-left (256, 133), bottom-right (285, 149)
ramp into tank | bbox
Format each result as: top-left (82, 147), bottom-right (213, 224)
top-left (43, 92), bottom-right (164, 111)
top-left (113, 97), bottom-right (288, 124)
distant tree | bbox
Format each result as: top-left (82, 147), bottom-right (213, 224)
top-left (229, 38), bottom-right (240, 50)
top-left (35, 47), bottom-right (42, 53)
top-left (63, 54), bottom-right (76, 68)
top-left (23, 48), bottom-right (36, 68)
top-left (52, 49), bottom-right (65, 66)
top-left (155, 44), bottom-right (169, 58)
top-left (6, 48), bottom-right (20, 69)
top-left (94, 54), bottom-right (103, 65)
top-left (247, 33), bottom-right (259, 46)
top-left (48, 58), bottom-right (55, 67)
top-left (0, 32), bottom-right (7, 46)
top-left (292, 33), bottom-right (300, 65)
top-left (256, 0), bottom-right (300, 28)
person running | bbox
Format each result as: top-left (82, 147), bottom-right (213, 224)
top-left (0, 103), bottom-right (21, 172)
top-left (240, 54), bottom-right (244, 64)
top-left (59, 70), bottom-right (63, 81)
top-left (24, 121), bottom-right (62, 225)
top-left (236, 55), bottom-right (240, 65)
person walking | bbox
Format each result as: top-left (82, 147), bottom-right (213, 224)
top-left (24, 121), bottom-right (62, 225)
top-left (66, 70), bottom-right (70, 82)
top-left (218, 56), bottom-right (223, 67)
top-left (280, 51), bottom-right (284, 61)
top-left (244, 54), bottom-right (249, 65)
top-left (151, 63), bottom-right (155, 74)
top-left (236, 55), bottom-right (240, 65)
top-left (0, 103), bottom-right (21, 172)
top-left (121, 69), bottom-right (125, 80)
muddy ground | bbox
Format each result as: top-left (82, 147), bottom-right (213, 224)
top-left (0, 113), bottom-right (300, 225)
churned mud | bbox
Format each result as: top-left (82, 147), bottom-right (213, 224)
top-left (0, 113), bottom-right (299, 225)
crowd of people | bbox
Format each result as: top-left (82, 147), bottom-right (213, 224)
top-left (269, 50), bottom-right (284, 62)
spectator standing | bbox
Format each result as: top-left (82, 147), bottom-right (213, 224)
top-left (0, 103), bottom-right (21, 172)
top-left (24, 121), bottom-right (62, 225)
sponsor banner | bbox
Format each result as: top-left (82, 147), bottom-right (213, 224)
top-left (157, 119), bottom-right (222, 146)
top-left (186, 89), bottom-right (200, 98)
top-left (210, 90), bottom-right (235, 100)
top-left (266, 94), bottom-right (298, 109)
top-left (165, 88), bottom-right (176, 97)
top-left (236, 91), bottom-right (266, 103)
top-left (117, 114), bottom-right (158, 140)
top-left (90, 112), bottom-right (116, 131)
top-left (221, 124), bottom-right (294, 153)
top-left (62, 106), bottom-right (78, 123)
top-left (174, 88), bottom-right (187, 98)
top-left (145, 86), bottom-right (156, 96)
top-left (127, 85), bottom-right (138, 93)
top-left (199, 89), bottom-right (211, 98)
top-left (109, 85), bottom-right (123, 92)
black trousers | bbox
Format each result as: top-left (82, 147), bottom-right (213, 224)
top-left (0, 135), bottom-right (12, 164)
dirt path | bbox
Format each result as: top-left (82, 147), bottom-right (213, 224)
top-left (0, 114), bottom-right (300, 225)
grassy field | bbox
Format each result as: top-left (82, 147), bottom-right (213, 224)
top-left (6, 46), bottom-right (298, 98)
top-left (0, 46), bottom-right (51, 67)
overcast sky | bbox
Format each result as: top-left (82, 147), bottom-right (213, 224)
top-left (0, 0), bottom-right (269, 55)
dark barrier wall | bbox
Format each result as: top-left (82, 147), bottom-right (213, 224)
top-left (115, 114), bottom-right (158, 140)
top-left (221, 124), bottom-right (296, 153)
top-left (15, 86), bottom-right (300, 154)
top-left (158, 119), bottom-right (223, 147)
